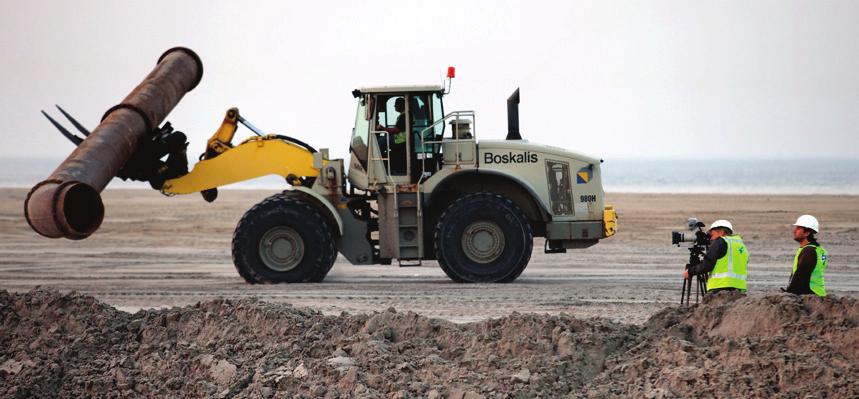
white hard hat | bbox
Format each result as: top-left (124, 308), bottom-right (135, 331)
top-left (794, 215), bottom-right (819, 233)
top-left (709, 219), bottom-right (733, 232)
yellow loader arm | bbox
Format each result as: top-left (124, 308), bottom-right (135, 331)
top-left (160, 108), bottom-right (321, 196)
top-left (204, 107), bottom-right (240, 159)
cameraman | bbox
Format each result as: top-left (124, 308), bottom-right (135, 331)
top-left (683, 220), bottom-right (749, 293)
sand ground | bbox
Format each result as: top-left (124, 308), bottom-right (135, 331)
top-left (2, 188), bottom-right (857, 323)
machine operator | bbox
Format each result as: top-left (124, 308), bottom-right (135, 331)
top-left (375, 97), bottom-right (407, 175)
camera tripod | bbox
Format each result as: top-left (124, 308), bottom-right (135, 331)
top-left (673, 219), bottom-right (710, 306)
top-left (681, 271), bottom-right (708, 305)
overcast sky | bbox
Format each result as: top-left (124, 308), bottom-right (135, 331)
top-left (2, 0), bottom-right (858, 163)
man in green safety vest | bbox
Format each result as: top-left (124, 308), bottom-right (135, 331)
top-left (784, 215), bottom-right (828, 297)
top-left (375, 97), bottom-right (408, 175)
top-left (683, 219), bottom-right (749, 293)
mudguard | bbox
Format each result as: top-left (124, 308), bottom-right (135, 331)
top-left (284, 186), bottom-right (344, 236)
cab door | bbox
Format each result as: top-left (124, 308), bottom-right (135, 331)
top-left (409, 93), bottom-right (443, 180)
top-left (348, 95), bottom-right (372, 189)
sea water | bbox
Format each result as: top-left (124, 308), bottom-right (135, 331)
top-left (601, 158), bottom-right (859, 194)
top-left (2, 157), bottom-right (858, 195)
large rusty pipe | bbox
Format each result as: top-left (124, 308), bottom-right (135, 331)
top-left (25, 47), bottom-right (203, 239)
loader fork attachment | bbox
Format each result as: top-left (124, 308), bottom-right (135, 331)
top-left (41, 105), bottom-right (90, 145)
top-left (119, 122), bottom-right (190, 190)
top-left (42, 106), bottom-right (191, 190)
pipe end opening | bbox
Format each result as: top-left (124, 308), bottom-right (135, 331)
top-left (58, 182), bottom-right (104, 240)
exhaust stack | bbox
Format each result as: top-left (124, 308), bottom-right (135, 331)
top-left (506, 88), bottom-right (521, 140)
top-left (24, 47), bottom-right (203, 239)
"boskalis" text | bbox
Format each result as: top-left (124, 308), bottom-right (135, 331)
top-left (483, 151), bottom-right (539, 164)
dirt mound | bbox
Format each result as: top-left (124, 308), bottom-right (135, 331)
top-left (591, 291), bottom-right (859, 398)
top-left (1, 289), bottom-right (857, 398)
top-left (0, 289), bottom-right (638, 398)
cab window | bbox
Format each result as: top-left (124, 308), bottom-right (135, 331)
top-left (410, 94), bottom-right (432, 153)
top-left (432, 92), bottom-right (444, 137)
top-left (380, 96), bottom-right (403, 127)
top-left (350, 96), bottom-right (371, 168)
top-left (374, 95), bottom-right (408, 176)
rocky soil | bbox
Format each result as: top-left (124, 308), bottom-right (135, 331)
top-left (1, 289), bottom-right (857, 398)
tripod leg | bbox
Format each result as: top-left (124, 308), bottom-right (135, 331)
top-left (681, 278), bottom-right (688, 305)
top-left (695, 276), bottom-right (700, 303)
top-left (686, 277), bottom-right (692, 305)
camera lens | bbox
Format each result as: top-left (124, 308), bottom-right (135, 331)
top-left (671, 231), bottom-right (683, 245)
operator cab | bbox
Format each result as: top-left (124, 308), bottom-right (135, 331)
top-left (349, 85), bottom-right (453, 188)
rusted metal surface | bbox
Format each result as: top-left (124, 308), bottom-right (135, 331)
top-left (25, 47), bottom-right (203, 239)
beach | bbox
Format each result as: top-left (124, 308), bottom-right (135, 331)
top-left (2, 188), bottom-right (857, 323)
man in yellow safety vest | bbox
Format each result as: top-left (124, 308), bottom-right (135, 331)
top-left (683, 219), bottom-right (749, 293)
top-left (784, 215), bottom-right (828, 297)
top-left (375, 97), bottom-right (407, 175)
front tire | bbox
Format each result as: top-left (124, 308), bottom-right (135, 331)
top-left (434, 193), bottom-right (533, 283)
top-left (232, 194), bottom-right (337, 283)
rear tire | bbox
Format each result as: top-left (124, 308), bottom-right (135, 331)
top-left (434, 193), bottom-right (533, 283)
top-left (232, 194), bottom-right (337, 283)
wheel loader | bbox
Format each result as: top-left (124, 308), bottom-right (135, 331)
top-left (27, 48), bottom-right (617, 283)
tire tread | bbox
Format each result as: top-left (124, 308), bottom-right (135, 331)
top-left (433, 192), bottom-right (533, 283)
top-left (232, 194), bottom-right (337, 284)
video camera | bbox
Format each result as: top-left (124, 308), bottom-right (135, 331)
top-left (671, 218), bottom-right (710, 247)
top-left (672, 218), bottom-right (710, 305)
